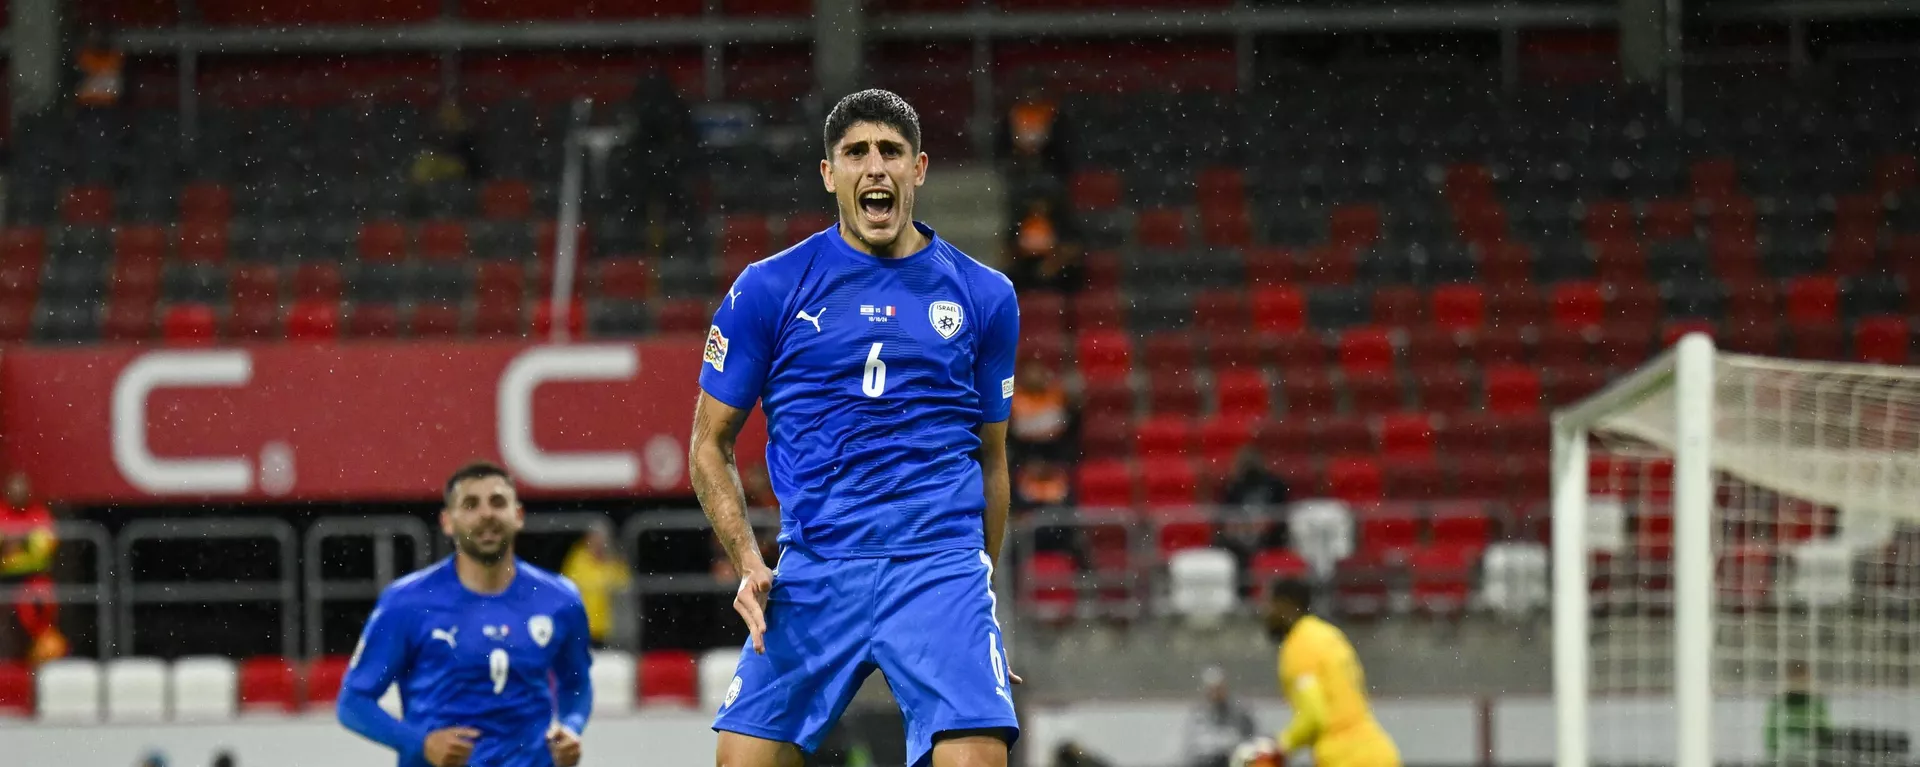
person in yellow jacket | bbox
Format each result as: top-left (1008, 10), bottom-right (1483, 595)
top-left (1235, 579), bottom-right (1401, 767)
top-left (560, 527), bottom-right (631, 648)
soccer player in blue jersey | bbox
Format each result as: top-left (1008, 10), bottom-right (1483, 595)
top-left (337, 462), bottom-right (594, 767)
top-left (689, 89), bottom-right (1022, 767)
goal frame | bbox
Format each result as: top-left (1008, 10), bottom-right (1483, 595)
top-left (1551, 333), bottom-right (1717, 767)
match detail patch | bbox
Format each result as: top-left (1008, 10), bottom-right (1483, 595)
top-left (704, 325), bottom-right (729, 372)
top-left (1002, 376), bottom-right (1015, 399)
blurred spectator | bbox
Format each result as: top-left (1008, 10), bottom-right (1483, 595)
top-left (1767, 660), bottom-right (1830, 762)
top-left (137, 753), bottom-right (167, 767)
top-left (1015, 456), bottom-right (1074, 512)
top-left (1052, 740), bottom-right (1114, 767)
top-left (560, 526), bottom-right (631, 649)
top-left (410, 98), bottom-right (484, 185)
top-left (1009, 361), bottom-right (1076, 463)
top-left (0, 473), bottom-right (63, 665)
top-left (75, 27), bottom-right (125, 110)
top-left (999, 75), bottom-right (1069, 182)
top-left (1006, 196), bottom-right (1084, 293)
top-left (621, 69), bottom-right (699, 252)
top-left (1181, 666), bottom-right (1258, 767)
top-left (1216, 448), bottom-right (1291, 566)
top-left (210, 752), bottom-right (236, 767)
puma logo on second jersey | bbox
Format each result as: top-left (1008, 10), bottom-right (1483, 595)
top-left (796, 308), bottom-right (826, 333)
top-left (430, 627), bottom-right (458, 648)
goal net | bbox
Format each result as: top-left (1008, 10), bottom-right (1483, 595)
top-left (1553, 335), bottom-right (1920, 767)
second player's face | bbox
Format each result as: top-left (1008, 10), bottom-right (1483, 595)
top-left (821, 121), bottom-right (928, 256)
top-left (442, 475), bottom-right (524, 565)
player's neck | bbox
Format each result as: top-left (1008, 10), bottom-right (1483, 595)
top-left (454, 552), bottom-right (517, 595)
top-left (838, 221), bottom-right (928, 260)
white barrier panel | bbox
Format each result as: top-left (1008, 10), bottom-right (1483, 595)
top-left (0, 711), bottom-right (719, 767)
top-left (1023, 698), bottom-right (1482, 767)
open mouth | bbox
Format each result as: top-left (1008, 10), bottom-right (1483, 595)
top-left (859, 189), bottom-right (896, 225)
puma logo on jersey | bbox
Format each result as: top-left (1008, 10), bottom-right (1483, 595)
top-left (430, 627), bottom-right (458, 648)
top-left (796, 308), bottom-right (825, 333)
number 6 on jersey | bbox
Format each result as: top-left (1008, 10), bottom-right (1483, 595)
top-left (863, 342), bottom-right (887, 397)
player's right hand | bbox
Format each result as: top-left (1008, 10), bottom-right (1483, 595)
top-left (423, 726), bottom-right (480, 767)
top-left (734, 563), bottom-right (775, 654)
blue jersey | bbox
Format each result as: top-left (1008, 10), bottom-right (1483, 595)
top-left (341, 558), bottom-right (593, 767)
top-left (699, 222), bottom-right (1020, 558)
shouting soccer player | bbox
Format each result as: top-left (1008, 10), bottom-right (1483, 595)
top-left (1235, 579), bottom-right (1401, 767)
top-left (689, 89), bottom-right (1022, 767)
top-left (338, 462), bottom-right (594, 767)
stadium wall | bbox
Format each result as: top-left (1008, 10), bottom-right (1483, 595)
top-left (12, 693), bottom-right (1920, 767)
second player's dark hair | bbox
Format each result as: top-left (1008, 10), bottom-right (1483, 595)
top-left (823, 89), bottom-right (921, 158)
top-left (444, 460), bottom-right (514, 504)
top-left (1269, 578), bottom-right (1314, 612)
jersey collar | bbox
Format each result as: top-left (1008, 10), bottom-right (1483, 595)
top-left (827, 220), bottom-right (940, 267)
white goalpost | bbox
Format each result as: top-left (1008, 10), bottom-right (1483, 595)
top-left (1553, 333), bottom-right (1920, 767)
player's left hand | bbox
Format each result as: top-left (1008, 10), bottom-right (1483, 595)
top-left (546, 724), bottom-right (582, 767)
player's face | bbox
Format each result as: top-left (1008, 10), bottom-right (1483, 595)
top-left (821, 121), bottom-right (928, 256)
top-left (441, 475), bottom-right (524, 565)
top-left (1265, 597), bottom-right (1302, 641)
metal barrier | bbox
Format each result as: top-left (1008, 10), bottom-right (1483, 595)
top-left (1013, 507), bottom-right (1150, 621)
top-left (117, 518), bottom-right (299, 659)
top-left (0, 520), bottom-right (113, 658)
top-left (302, 516), bottom-right (433, 658)
top-left (619, 508), bottom-right (776, 649)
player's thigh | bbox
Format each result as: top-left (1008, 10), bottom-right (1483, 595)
top-left (1320, 735), bottom-right (1401, 767)
top-left (871, 549), bottom-right (1019, 766)
top-left (716, 730), bottom-right (806, 767)
top-left (713, 550), bottom-right (882, 753)
top-left (930, 730), bottom-right (1011, 767)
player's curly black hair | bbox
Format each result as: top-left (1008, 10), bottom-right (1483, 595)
top-left (823, 89), bottom-right (921, 158)
top-left (444, 460), bottom-right (515, 504)
top-left (1269, 578), bottom-right (1314, 612)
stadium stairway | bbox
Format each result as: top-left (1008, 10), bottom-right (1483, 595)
top-left (915, 162), bottom-right (1006, 264)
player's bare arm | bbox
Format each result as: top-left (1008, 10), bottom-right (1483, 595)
top-left (689, 390), bottom-right (774, 652)
top-left (977, 420), bottom-right (1012, 572)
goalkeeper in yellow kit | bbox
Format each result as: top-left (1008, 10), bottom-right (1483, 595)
top-left (1233, 579), bottom-right (1401, 767)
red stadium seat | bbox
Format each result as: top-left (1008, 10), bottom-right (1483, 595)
top-left (1724, 280), bottom-right (1777, 327)
top-left (1430, 284), bottom-right (1486, 331)
top-left (1278, 371), bottom-right (1337, 416)
top-left (476, 261), bottom-right (528, 303)
top-left (230, 264), bottom-right (281, 304)
top-left (1136, 417), bottom-right (1194, 460)
top-left (1142, 332), bottom-right (1200, 373)
top-left (1243, 247), bottom-right (1296, 286)
top-left (1503, 455), bottom-right (1552, 508)
top-left (1327, 457), bottom-right (1384, 504)
top-left (1377, 412), bottom-right (1435, 459)
top-left (1256, 419), bottom-right (1316, 461)
top-left (1336, 326), bottom-right (1396, 375)
top-left (0, 661), bottom-right (30, 716)
top-left (1408, 543), bottom-right (1480, 615)
top-left (1383, 457), bottom-right (1447, 499)
top-left (1071, 290), bottom-right (1124, 333)
top-left (1142, 460), bottom-right (1201, 508)
top-left (304, 655), bottom-right (352, 707)
top-left (62, 185), bottom-right (115, 224)
top-left (0, 297), bottom-right (32, 342)
top-left (162, 303), bottom-right (221, 346)
top-left (1487, 287), bottom-right (1547, 329)
top-left (1196, 166), bottom-right (1246, 212)
top-left (1147, 371), bottom-right (1203, 415)
top-left (638, 651), bottom-right (697, 707)
top-left (1450, 452), bottom-right (1509, 500)
top-left (1250, 287), bottom-right (1307, 334)
top-left (1023, 551), bottom-right (1081, 623)
top-left (417, 220), bottom-right (469, 261)
top-left (1156, 515), bottom-right (1213, 557)
top-left (1214, 371), bottom-right (1270, 421)
top-left (238, 656), bottom-right (299, 713)
top-left (473, 293), bottom-right (524, 338)
top-left (1550, 281), bottom-right (1606, 329)
top-left (358, 221), bottom-right (410, 262)
top-left (1370, 286), bottom-right (1425, 328)
top-left (1710, 235), bottom-right (1762, 281)
top-left (1546, 365), bottom-right (1611, 407)
top-left (1608, 283), bottom-right (1661, 326)
top-left (1434, 412), bottom-right (1508, 454)
top-left (1355, 502), bottom-right (1423, 559)
top-left (230, 299), bottom-right (281, 341)
top-left (1788, 320), bottom-right (1843, 362)
top-left (1854, 315), bottom-right (1910, 365)
top-left (113, 224), bottom-right (168, 266)
top-left (587, 259), bottom-right (648, 302)
top-left (1080, 377), bottom-right (1134, 421)
top-left (480, 179), bottom-right (534, 220)
top-left (1269, 330), bottom-right (1327, 369)
top-left (1209, 333), bottom-right (1265, 373)
top-left (1785, 276), bottom-right (1841, 324)
top-left (1690, 157), bottom-right (1740, 201)
top-left (292, 263), bottom-right (344, 303)
top-left (1301, 244), bottom-right (1359, 285)
top-left (1483, 365), bottom-right (1542, 414)
top-left (1721, 319), bottom-right (1782, 356)
top-left (179, 183), bottom-right (233, 223)
top-left (1, 227), bottom-right (46, 270)
top-left (1535, 325), bottom-right (1594, 368)
top-left (1196, 417), bottom-right (1257, 468)
top-left (1075, 460), bottom-right (1136, 508)
top-left (286, 300), bottom-right (340, 341)
top-left (1429, 501), bottom-right (1493, 548)
top-left (1136, 207), bottom-right (1187, 250)
top-left (1081, 417), bottom-right (1134, 460)
top-left (1875, 153), bottom-right (1917, 196)
top-left (1249, 549), bottom-right (1311, 596)
top-left (1595, 322), bottom-right (1656, 370)
top-left (1076, 330), bottom-right (1133, 380)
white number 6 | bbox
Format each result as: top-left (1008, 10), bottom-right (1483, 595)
top-left (862, 342), bottom-right (887, 397)
top-left (490, 649), bottom-right (509, 694)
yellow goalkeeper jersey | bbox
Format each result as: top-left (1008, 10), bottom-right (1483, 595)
top-left (1277, 615), bottom-right (1401, 767)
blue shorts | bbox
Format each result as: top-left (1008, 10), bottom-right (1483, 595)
top-left (712, 546), bottom-right (1020, 766)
